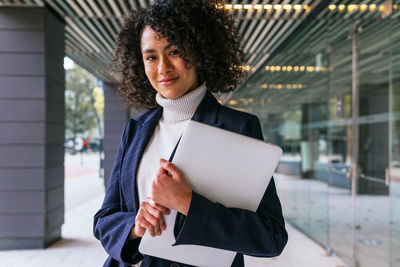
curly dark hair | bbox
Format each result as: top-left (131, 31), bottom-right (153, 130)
top-left (112, 0), bottom-right (247, 109)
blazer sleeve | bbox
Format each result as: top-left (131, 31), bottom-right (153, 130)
top-left (173, 115), bottom-right (288, 257)
top-left (93, 121), bottom-right (143, 264)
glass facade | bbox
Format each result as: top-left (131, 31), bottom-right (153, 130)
top-left (389, 13), bottom-right (400, 267)
top-left (228, 3), bottom-right (400, 267)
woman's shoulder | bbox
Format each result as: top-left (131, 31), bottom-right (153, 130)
top-left (218, 104), bottom-right (260, 123)
top-left (121, 106), bottom-right (163, 143)
top-left (205, 93), bottom-right (259, 122)
top-left (214, 103), bottom-right (263, 140)
top-left (131, 106), bottom-right (162, 125)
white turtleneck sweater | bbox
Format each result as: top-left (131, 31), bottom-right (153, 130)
top-left (136, 83), bottom-right (207, 203)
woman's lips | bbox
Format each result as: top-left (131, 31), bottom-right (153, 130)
top-left (159, 77), bottom-right (178, 86)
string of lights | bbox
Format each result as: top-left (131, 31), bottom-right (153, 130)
top-left (265, 66), bottom-right (332, 72)
top-left (235, 65), bottom-right (333, 73)
top-left (214, 3), bottom-right (398, 14)
top-left (217, 4), bottom-right (310, 12)
top-left (260, 84), bottom-right (306, 89)
top-left (328, 4), bottom-right (398, 13)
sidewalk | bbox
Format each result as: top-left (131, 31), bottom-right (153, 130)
top-left (0, 193), bottom-right (108, 267)
top-left (0, 153), bottom-right (347, 267)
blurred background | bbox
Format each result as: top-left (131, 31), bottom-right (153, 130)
top-left (0, 1), bottom-right (399, 267)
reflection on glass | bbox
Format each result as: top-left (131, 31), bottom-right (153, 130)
top-left (355, 17), bottom-right (391, 267)
top-left (326, 22), bottom-right (353, 265)
top-left (227, 4), bottom-right (399, 266)
top-left (390, 16), bottom-right (400, 267)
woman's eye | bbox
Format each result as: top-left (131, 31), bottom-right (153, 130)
top-left (146, 56), bottom-right (156, 61)
top-left (169, 49), bottom-right (180, 56)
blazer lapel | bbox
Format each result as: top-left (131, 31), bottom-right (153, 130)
top-left (121, 106), bottom-right (163, 212)
top-left (192, 92), bottom-right (220, 126)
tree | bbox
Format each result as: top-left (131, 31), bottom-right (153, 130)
top-left (65, 65), bottom-right (98, 152)
top-left (92, 86), bottom-right (105, 138)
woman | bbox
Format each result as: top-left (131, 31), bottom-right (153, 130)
top-left (94, 0), bottom-right (288, 266)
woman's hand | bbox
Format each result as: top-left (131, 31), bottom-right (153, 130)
top-left (151, 158), bottom-right (192, 216)
top-left (129, 199), bottom-right (170, 239)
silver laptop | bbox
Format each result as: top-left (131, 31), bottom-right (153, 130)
top-left (139, 120), bottom-right (282, 267)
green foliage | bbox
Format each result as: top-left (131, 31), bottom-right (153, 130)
top-left (65, 65), bottom-right (99, 140)
top-left (92, 86), bottom-right (104, 119)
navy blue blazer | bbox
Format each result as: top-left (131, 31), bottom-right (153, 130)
top-left (93, 93), bottom-right (288, 267)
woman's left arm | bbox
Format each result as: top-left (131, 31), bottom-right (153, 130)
top-left (173, 178), bottom-right (287, 257)
top-left (152, 115), bottom-right (288, 257)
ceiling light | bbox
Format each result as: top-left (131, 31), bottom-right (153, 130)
top-left (284, 5), bottom-right (292, 11)
top-left (360, 4), bottom-right (368, 11)
top-left (370, 4), bottom-right (376, 11)
top-left (224, 4), bottom-right (232, 9)
top-left (348, 4), bottom-right (358, 12)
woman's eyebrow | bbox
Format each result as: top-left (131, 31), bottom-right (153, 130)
top-left (142, 48), bottom-right (155, 54)
top-left (164, 44), bottom-right (173, 50)
top-left (142, 44), bottom-right (174, 54)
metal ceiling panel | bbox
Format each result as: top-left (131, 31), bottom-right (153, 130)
top-left (0, 0), bottom-right (319, 83)
top-left (2, 0), bottom-right (396, 108)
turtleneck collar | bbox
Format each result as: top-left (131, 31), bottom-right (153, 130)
top-left (156, 83), bottom-right (207, 122)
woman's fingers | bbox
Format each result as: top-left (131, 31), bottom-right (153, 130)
top-left (152, 159), bottom-right (192, 215)
top-left (136, 201), bottom-right (169, 236)
top-left (140, 202), bottom-right (159, 225)
top-left (146, 200), bottom-right (169, 231)
top-left (148, 198), bottom-right (170, 215)
top-left (159, 158), bottom-right (181, 178)
top-left (137, 225), bottom-right (146, 236)
top-left (137, 217), bottom-right (156, 237)
top-left (156, 203), bottom-right (170, 216)
top-left (136, 213), bottom-right (158, 236)
top-left (156, 166), bottom-right (168, 177)
top-left (134, 214), bottom-right (149, 237)
top-left (143, 204), bottom-right (165, 232)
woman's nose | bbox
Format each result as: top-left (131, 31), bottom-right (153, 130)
top-left (158, 56), bottom-right (173, 75)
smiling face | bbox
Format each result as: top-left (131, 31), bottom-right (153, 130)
top-left (140, 26), bottom-right (199, 99)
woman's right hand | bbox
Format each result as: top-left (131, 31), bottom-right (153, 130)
top-left (129, 199), bottom-right (170, 239)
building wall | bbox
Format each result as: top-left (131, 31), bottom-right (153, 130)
top-left (103, 82), bottom-right (128, 187)
top-left (0, 7), bottom-right (65, 249)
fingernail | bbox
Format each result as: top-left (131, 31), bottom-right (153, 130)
top-left (160, 158), bottom-right (170, 166)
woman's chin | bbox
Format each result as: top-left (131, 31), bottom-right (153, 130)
top-left (159, 88), bottom-right (186, 99)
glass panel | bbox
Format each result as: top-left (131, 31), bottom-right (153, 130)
top-left (326, 20), bottom-right (354, 266)
top-left (227, 2), bottom-right (399, 266)
top-left (356, 16), bottom-right (391, 267)
top-left (390, 9), bottom-right (400, 267)
top-left (244, 20), bottom-right (333, 246)
top-left (226, 18), bottom-right (333, 247)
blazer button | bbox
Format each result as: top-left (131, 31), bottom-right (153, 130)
top-left (170, 263), bottom-right (180, 267)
